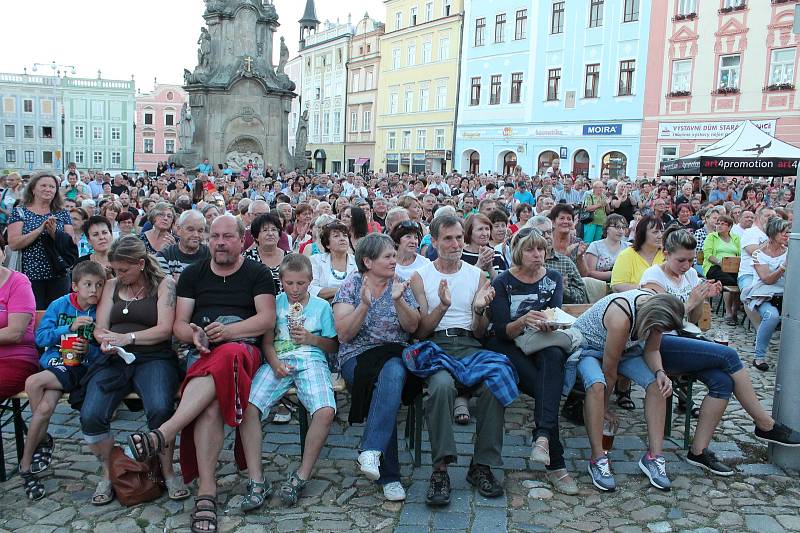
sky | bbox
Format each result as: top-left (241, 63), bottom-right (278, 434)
top-left (0, 0), bottom-right (383, 91)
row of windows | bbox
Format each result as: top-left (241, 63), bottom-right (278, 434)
top-left (350, 69), bottom-right (376, 93)
top-left (387, 82), bottom-right (449, 114)
top-left (469, 73), bottom-right (524, 105)
top-left (544, 60), bottom-right (636, 101)
top-left (310, 111), bottom-right (343, 137)
top-left (73, 125), bottom-right (124, 141)
top-left (4, 124), bottom-right (55, 140)
top-left (142, 111), bottom-right (175, 127)
top-left (391, 37), bottom-right (451, 69)
top-left (386, 128), bottom-right (447, 151)
top-left (669, 48), bottom-right (795, 93)
top-left (3, 149), bottom-right (123, 166)
top-left (1, 97), bottom-right (55, 115)
top-left (349, 110), bottom-right (372, 133)
top-left (473, 9), bottom-right (528, 46)
top-left (394, 0), bottom-right (453, 31)
top-left (142, 138), bottom-right (176, 154)
top-left (525, 0), bottom-right (640, 39)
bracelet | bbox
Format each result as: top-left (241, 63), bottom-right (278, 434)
top-left (654, 369), bottom-right (665, 377)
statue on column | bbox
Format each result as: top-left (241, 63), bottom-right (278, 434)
top-left (178, 103), bottom-right (195, 149)
top-left (197, 27), bottom-right (212, 70)
top-left (294, 110), bottom-right (309, 169)
top-left (277, 37), bottom-right (289, 75)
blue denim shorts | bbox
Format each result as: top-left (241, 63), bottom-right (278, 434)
top-left (578, 346), bottom-right (656, 391)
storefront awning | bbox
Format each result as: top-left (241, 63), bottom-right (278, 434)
top-left (355, 157), bottom-right (370, 166)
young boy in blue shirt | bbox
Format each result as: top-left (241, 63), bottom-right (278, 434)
top-left (239, 254), bottom-right (339, 511)
top-left (18, 261), bottom-right (106, 500)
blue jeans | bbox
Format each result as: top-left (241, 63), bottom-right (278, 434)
top-left (80, 359), bottom-right (181, 443)
top-left (341, 356), bottom-right (405, 485)
top-left (755, 301), bottom-right (781, 359)
top-left (659, 335), bottom-right (742, 400)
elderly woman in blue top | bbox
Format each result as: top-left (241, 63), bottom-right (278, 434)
top-left (333, 233), bottom-right (420, 502)
top-left (485, 227), bottom-right (576, 495)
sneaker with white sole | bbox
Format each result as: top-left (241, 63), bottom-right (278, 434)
top-left (587, 456), bottom-right (616, 492)
top-left (639, 453), bottom-right (671, 490)
top-left (357, 450), bottom-right (381, 481)
top-left (382, 481), bottom-right (406, 501)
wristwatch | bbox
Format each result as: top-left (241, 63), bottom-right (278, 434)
top-left (129, 332), bottom-right (136, 345)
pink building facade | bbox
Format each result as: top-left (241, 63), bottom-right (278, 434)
top-left (134, 83), bottom-right (188, 174)
top-left (639, 0), bottom-right (800, 177)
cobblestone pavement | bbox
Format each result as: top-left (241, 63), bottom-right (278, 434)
top-left (2, 315), bottom-right (799, 533)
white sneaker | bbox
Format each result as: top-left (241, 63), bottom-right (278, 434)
top-left (382, 481), bottom-right (406, 501)
top-left (357, 450), bottom-right (381, 481)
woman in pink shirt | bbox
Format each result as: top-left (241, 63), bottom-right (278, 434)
top-left (0, 234), bottom-right (39, 398)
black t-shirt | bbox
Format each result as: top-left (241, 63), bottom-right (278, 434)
top-left (111, 184), bottom-right (129, 196)
top-left (461, 248), bottom-right (508, 272)
top-left (176, 257), bottom-right (276, 328)
top-left (611, 196), bottom-right (635, 222)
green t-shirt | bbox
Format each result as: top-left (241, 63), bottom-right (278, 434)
top-left (586, 194), bottom-right (607, 226)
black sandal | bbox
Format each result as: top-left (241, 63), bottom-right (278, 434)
top-left (20, 469), bottom-right (45, 501)
top-left (675, 398), bottom-right (701, 419)
top-left (191, 495), bottom-right (218, 533)
top-left (279, 470), bottom-right (308, 507)
top-left (616, 389), bottom-right (635, 410)
top-left (30, 434), bottom-right (54, 474)
top-left (753, 359), bottom-right (770, 372)
top-left (127, 429), bottom-right (167, 462)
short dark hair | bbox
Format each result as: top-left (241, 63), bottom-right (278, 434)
top-left (320, 221), bottom-right (349, 252)
top-left (487, 209), bottom-right (509, 225)
top-left (71, 260), bottom-right (106, 283)
top-left (84, 215), bottom-right (113, 238)
top-left (548, 203), bottom-right (575, 221)
top-left (633, 215), bottom-right (664, 251)
top-left (278, 253), bottom-right (313, 280)
top-left (390, 220), bottom-right (423, 245)
top-left (251, 213), bottom-right (284, 240)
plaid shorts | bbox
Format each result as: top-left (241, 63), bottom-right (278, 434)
top-left (249, 353), bottom-right (336, 417)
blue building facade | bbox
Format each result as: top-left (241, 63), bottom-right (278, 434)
top-left (455, 0), bottom-right (650, 180)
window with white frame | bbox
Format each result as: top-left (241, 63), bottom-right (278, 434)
top-left (425, 2), bottom-right (433, 21)
top-left (363, 110), bottom-right (371, 131)
top-left (26, 150), bottom-right (36, 164)
top-left (3, 98), bottom-right (14, 113)
top-left (419, 87), bottom-right (430, 111)
top-left (323, 113), bottom-right (330, 135)
top-left (23, 99), bottom-right (33, 113)
top-left (436, 82), bottom-right (447, 109)
top-left (74, 150), bottom-right (84, 164)
top-left (74, 125), bottom-right (84, 139)
top-left (111, 127), bottom-right (121, 141)
top-left (144, 112), bottom-right (153, 125)
top-left (93, 126), bottom-right (102, 140)
top-left (660, 145), bottom-right (678, 163)
top-left (515, 9), bottom-right (527, 39)
top-left (333, 112), bottom-right (341, 134)
top-left (165, 113), bottom-right (175, 126)
top-left (352, 72), bottom-right (360, 91)
top-left (435, 128), bottom-right (445, 149)
top-left (417, 129), bottom-right (427, 150)
top-left (392, 48), bottom-right (401, 69)
top-left (475, 18), bottom-right (486, 46)
top-left (407, 45), bottom-right (416, 66)
top-left (112, 152), bottom-right (121, 165)
top-left (42, 151), bottom-right (53, 164)
top-left (723, 0), bottom-right (744, 7)
top-left (671, 59), bottom-right (692, 92)
top-left (93, 151), bottom-right (103, 165)
top-left (5, 150), bottom-right (15, 163)
top-left (439, 37), bottom-right (450, 60)
top-left (365, 71), bottom-right (374, 90)
top-left (351, 111), bottom-right (358, 132)
top-left (402, 130), bottom-right (411, 150)
top-left (718, 54), bottom-right (741, 89)
top-left (41, 100), bottom-right (52, 115)
top-left (23, 125), bottom-right (34, 139)
top-left (410, 6), bottom-right (417, 25)
top-left (443, 0), bottom-right (451, 16)
top-left (405, 90), bottom-right (414, 113)
top-left (388, 131), bottom-right (397, 150)
top-left (495, 13), bottom-right (506, 43)
top-left (41, 126), bottom-right (53, 139)
top-left (678, 0), bottom-right (696, 15)
top-left (551, 2), bottom-right (565, 33)
top-left (423, 42), bottom-right (432, 63)
top-left (470, 77), bottom-right (481, 105)
top-left (165, 140), bottom-right (175, 154)
top-left (589, 0), bottom-right (604, 27)
top-left (618, 60), bottom-right (635, 96)
top-left (144, 139), bottom-right (154, 153)
top-left (623, 0), bottom-right (639, 22)
top-left (312, 113), bottom-right (319, 136)
top-left (395, 11), bottom-right (402, 30)
top-left (4, 124), bottom-right (14, 138)
top-left (769, 48), bottom-right (796, 85)
top-left (389, 92), bottom-right (399, 114)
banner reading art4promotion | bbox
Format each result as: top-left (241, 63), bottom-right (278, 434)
top-left (658, 120), bottom-right (777, 140)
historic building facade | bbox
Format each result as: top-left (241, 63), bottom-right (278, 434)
top-left (344, 14), bottom-right (384, 174)
top-left (0, 71), bottom-right (135, 174)
top-left (374, 0), bottom-right (464, 175)
top-left (456, 0), bottom-right (650, 179)
top-left (134, 83), bottom-right (188, 173)
top-left (638, 0), bottom-right (800, 177)
top-left (299, 17), bottom-right (355, 174)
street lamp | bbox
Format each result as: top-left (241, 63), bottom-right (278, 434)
top-left (132, 122), bottom-right (137, 171)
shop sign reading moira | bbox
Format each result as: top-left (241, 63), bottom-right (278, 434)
top-left (658, 120), bottom-right (776, 140)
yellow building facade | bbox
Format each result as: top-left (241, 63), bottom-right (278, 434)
top-left (375, 0), bottom-right (463, 175)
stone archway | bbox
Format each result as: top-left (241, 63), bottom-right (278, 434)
top-left (225, 136), bottom-right (264, 172)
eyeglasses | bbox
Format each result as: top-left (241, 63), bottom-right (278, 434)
top-left (611, 225), bottom-right (628, 230)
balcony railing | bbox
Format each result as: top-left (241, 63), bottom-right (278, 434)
top-left (719, 3), bottom-right (747, 14)
top-left (667, 90), bottom-right (691, 97)
top-left (673, 12), bottom-right (697, 21)
top-left (713, 86), bottom-right (740, 95)
top-left (764, 83), bottom-right (795, 91)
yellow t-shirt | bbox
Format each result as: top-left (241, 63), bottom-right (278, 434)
top-left (610, 247), bottom-right (665, 288)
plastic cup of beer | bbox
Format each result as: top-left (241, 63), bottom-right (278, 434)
top-left (602, 418), bottom-right (619, 451)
